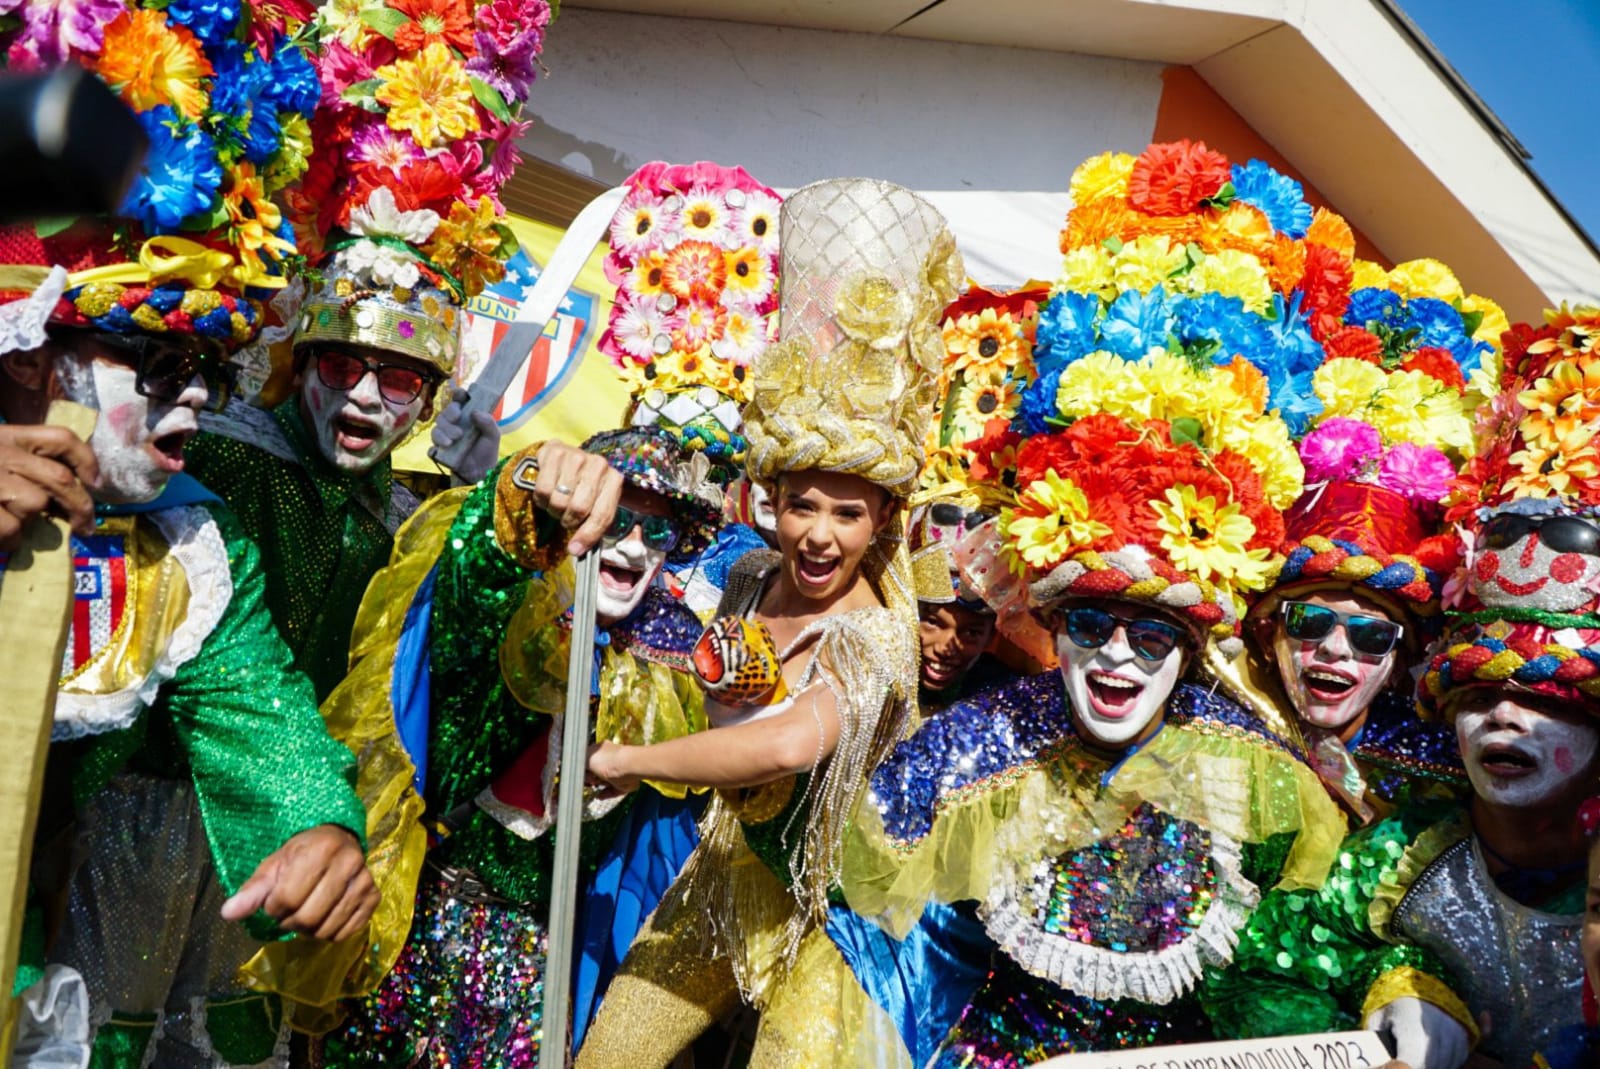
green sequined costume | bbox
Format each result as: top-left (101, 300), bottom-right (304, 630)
top-left (1203, 798), bottom-right (1587, 1065)
top-left (20, 490), bottom-right (365, 1068)
top-left (186, 401), bottom-right (415, 702)
top-left (321, 458), bottom-right (707, 1067)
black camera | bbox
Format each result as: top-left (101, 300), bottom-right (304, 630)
top-left (0, 65), bottom-right (147, 222)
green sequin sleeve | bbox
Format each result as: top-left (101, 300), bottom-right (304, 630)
top-left (158, 504), bottom-right (366, 903)
top-left (1203, 802), bottom-right (1460, 1038)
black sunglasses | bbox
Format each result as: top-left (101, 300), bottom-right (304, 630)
top-left (1281, 601), bottom-right (1403, 657)
top-left (313, 349), bottom-right (437, 406)
top-left (603, 504), bottom-right (680, 553)
top-left (1482, 512), bottom-right (1600, 557)
top-left (1057, 605), bottom-right (1187, 662)
top-left (80, 331), bottom-right (231, 412)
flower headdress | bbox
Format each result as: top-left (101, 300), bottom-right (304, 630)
top-left (0, 2), bottom-right (323, 351)
top-left (1252, 258), bottom-right (1503, 621)
top-left (285, 0), bottom-right (552, 374)
top-left (965, 142), bottom-right (1353, 655)
top-left (598, 161), bottom-right (781, 480)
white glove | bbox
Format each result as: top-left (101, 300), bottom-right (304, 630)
top-left (1364, 996), bottom-right (1470, 1069)
top-left (430, 387), bottom-right (502, 485)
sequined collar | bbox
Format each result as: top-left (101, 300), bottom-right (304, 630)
top-left (564, 585), bottom-right (702, 672)
top-left (275, 401), bottom-right (393, 515)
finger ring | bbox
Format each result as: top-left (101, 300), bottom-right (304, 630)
top-left (555, 483), bottom-right (574, 495)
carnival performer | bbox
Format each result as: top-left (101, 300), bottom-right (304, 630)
top-left (1526, 797), bottom-right (1600, 1069)
top-left (1234, 262), bottom-right (1505, 820)
top-left (313, 426), bottom-right (717, 1067)
top-left (1210, 307), bottom-right (1600, 1069)
top-left (184, 0), bottom-right (557, 702)
top-left (788, 142), bottom-right (1358, 1068)
top-left (910, 504), bottom-right (1003, 711)
top-left (0, 6), bottom-right (376, 1062)
top-left (569, 160), bottom-right (784, 1049)
top-left (575, 178), bottom-right (960, 1068)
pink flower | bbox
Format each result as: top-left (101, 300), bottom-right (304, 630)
top-left (1299, 417), bottom-right (1382, 484)
top-left (476, 0), bottom-right (548, 48)
top-left (481, 113), bottom-right (532, 189)
top-left (349, 117), bottom-right (423, 176)
top-left (7, 0), bottom-right (122, 69)
top-left (1379, 442), bottom-right (1455, 509)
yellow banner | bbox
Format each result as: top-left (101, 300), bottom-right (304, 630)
top-left (393, 213), bottom-right (628, 472)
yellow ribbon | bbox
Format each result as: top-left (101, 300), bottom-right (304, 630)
top-left (0, 236), bottom-right (262, 295)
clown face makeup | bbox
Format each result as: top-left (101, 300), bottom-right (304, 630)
top-left (1055, 601), bottom-right (1188, 750)
top-left (298, 344), bottom-right (434, 475)
top-left (595, 485), bottom-right (673, 625)
top-left (52, 335), bottom-right (206, 504)
top-left (1473, 512), bottom-right (1600, 615)
top-left (749, 479), bottom-right (776, 540)
top-left (1456, 692), bottom-right (1600, 811)
top-left (1272, 591), bottom-right (1399, 739)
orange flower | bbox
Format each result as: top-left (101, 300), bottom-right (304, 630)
top-left (1126, 140), bottom-right (1231, 217)
top-left (1122, 212), bottom-right (1199, 246)
top-left (1264, 234), bottom-right (1307, 295)
top-left (1198, 202), bottom-right (1273, 258)
top-left (425, 196), bottom-right (511, 297)
top-left (661, 240), bottom-right (726, 302)
top-left (1060, 198), bottom-right (1138, 252)
top-left (391, 0), bottom-right (476, 53)
top-left (1305, 208), bottom-right (1356, 259)
top-left (222, 163), bottom-right (296, 286)
top-left (1400, 347), bottom-right (1466, 391)
top-left (95, 9), bottom-right (213, 120)
top-left (1323, 328), bottom-right (1384, 363)
top-left (1221, 356), bottom-right (1268, 415)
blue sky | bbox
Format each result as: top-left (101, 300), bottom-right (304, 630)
top-left (1400, 0), bottom-right (1600, 247)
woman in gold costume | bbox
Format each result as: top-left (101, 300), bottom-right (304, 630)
top-left (575, 178), bottom-right (962, 1067)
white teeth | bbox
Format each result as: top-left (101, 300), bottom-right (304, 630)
top-left (1091, 674), bottom-right (1137, 690)
top-left (1305, 670), bottom-right (1351, 685)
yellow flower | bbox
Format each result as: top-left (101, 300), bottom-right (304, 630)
top-left (1349, 259), bottom-right (1389, 291)
top-left (375, 41), bottom-right (480, 149)
top-left (221, 164), bottom-right (296, 287)
top-left (319, 0), bottom-right (380, 49)
top-left (1069, 151), bottom-right (1136, 206)
top-left (1151, 484), bottom-right (1273, 591)
top-left (722, 247), bottom-right (774, 305)
top-left (1112, 234), bottom-right (1184, 292)
top-left (1387, 258), bottom-right (1464, 302)
top-left (1212, 416), bottom-right (1304, 509)
top-left (1517, 358), bottom-right (1600, 448)
top-left (1359, 370), bottom-right (1471, 451)
top-left (95, 9), bottom-right (212, 121)
top-left (1461, 293), bottom-right (1509, 348)
top-left (944, 308), bottom-right (1026, 375)
top-left (1059, 246), bottom-right (1115, 297)
top-left (949, 365), bottom-right (1020, 442)
top-left (1505, 422), bottom-right (1600, 499)
top-left (1002, 471), bottom-right (1110, 572)
top-left (264, 112), bottom-right (313, 192)
top-left (425, 196), bottom-right (510, 297)
top-left (1189, 248), bottom-right (1272, 314)
top-left (1057, 351), bottom-right (1150, 423)
top-left (1314, 359), bottom-right (1388, 418)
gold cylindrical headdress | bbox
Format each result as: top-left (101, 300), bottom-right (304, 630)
top-left (743, 178), bottom-right (963, 495)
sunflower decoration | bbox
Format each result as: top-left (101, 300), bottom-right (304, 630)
top-left (598, 161), bottom-right (782, 479)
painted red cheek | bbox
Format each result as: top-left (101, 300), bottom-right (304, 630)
top-left (1556, 746), bottom-right (1576, 774)
top-left (1550, 553), bottom-right (1588, 584)
top-left (105, 403), bottom-right (138, 435)
top-left (308, 391), bottom-right (323, 413)
top-left (1476, 552), bottom-right (1500, 580)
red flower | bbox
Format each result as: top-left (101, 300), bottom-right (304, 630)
top-left (1323, 327), bottom-right (1384, 363)
top-left (967, 421), bottom-right (1022, 484)
top-left (1499, 321), bottom-right (1560, 389)
top-left (1296, 243), bottom-right (1352, 322)
top-left (1126, 140), bottom-right (1232, 217)
top-left (1400, 347), bottom-right (1466, 391)
top-left (390, 0), bottom-right (476, 54)
top-left (1068, 464), bottom-right (1146, 551)
top-left (1014, 431), bottom-right (1083, 489)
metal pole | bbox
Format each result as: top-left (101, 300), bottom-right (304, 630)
top-left (540, 549), bottom-right (600, 1068)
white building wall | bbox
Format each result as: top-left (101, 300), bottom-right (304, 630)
top-left (521, 10), bottom-right (1169, 283)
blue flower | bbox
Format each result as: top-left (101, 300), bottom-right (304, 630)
top-left (1172, 291), bottom-right (1270, 366)
top-left (267, 42), bottom-right (320, 117)
top-left (1265, 293), bottom-right (1325, 377)
top-left (1271, 370), bottom-right (1322, 437)
top-left (120, 107), bottom-right (223, 232)
top-left (1346, 287), bottom-right (1401, 329)
top-left (1401, 297), bottom-right (1469, 350)
top-left (1230, 160), bottom-right (1313, 238)
top-left (1014, 369), bottom-right (1062, 436)
top-left (166, 0), bottom-right (241, 47)
top-left (210, 44), bottom-right (281, 165)
top-left (1034, 290), bottom-right (1101, 373)
top-left (1097, 286), bottom-right (1174, 360)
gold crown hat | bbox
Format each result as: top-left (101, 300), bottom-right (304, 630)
top-left (743, 177), bottom-right (964, 629)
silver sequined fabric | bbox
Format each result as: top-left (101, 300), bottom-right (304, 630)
top-left (1391, 837), bottom-right (1582, 1066)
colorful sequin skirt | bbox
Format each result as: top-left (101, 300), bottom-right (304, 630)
top-left (323, 869), bottom-right (546, 1068)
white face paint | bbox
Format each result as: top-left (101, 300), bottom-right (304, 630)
top-left (595, 485), bottom-right (672, 626)
top-left (1457, 694), bottom-right (1600, 810)
top-left (1056, 606), bottom-right (1187, 750)
top-left (298, 346), bottom-right (430, 475)
top-left (58, 346), bottom-right (204, 505)
top-left (1273, 593), bottom-right (1398, 737)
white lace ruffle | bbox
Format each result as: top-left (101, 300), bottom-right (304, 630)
top-left (980, 829), bottom-right (1260, 1006)
top-left (52, 507), bottom-right (234, 740)
top-left (0, 265), bottom-right (66, 358)
top-left (10, 964), bottom-right (92, 1069)
top-left (473, 709), bottom-right (626, 841)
